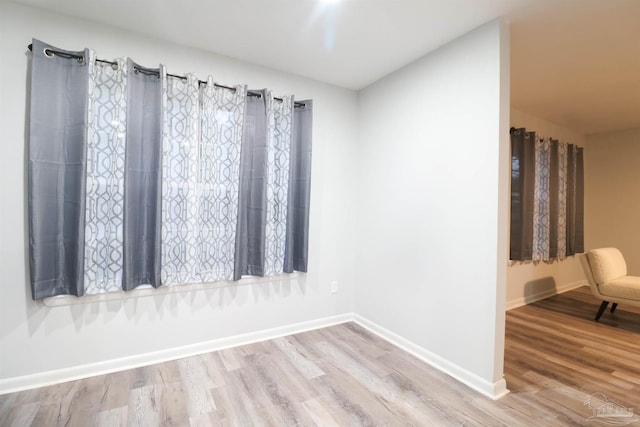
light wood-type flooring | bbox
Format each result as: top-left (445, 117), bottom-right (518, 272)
top-left (2, 285), bottom-right (640, 426)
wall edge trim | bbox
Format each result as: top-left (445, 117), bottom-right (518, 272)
top-left (0, 313), bottom-right (352, 395)
top-left (506, 280), bottom-right (587, 311)
top-left (1, 312), bottom-right (508, 400)
top-left (353, 314), bottom-right (510, 400)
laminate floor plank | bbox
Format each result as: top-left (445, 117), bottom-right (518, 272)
top-left (155, 382), bottom-right (189, 426)
top-left (3, 402), bottom-right (38, 427)
top-left (208, 382), bottom-right (250, 426)
top-left (299, 397), bottom-right (341, 427)
top-left (240, 350), bottom-right (316, 426)
top-left (226, 358), bottom-right (295, 427)
top-left (3, 286), bottom-right (640, 426)
top-left (209, 370), bottom-right (262, 427)
top-left (101, 371), bottom-right (135, 412)
top-left (198, 353), bottom-right (228, 389)
top-left (310, 362), bottom-right (402, 426)
top-left (258, 342), bottom-right (321, 403)
top-left (271, 336), bottom-right (325, 379)
top-left (216, 348), bottom-right (244, 372)
top-left (128, 385), bottom-right (159, 427)
top-left (96, 406), bottom-right (128, 427)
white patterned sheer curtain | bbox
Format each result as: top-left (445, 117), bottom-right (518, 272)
top-left (198, 79), bottom-right (247, 282)
top-left (162, 74), bottom-right (201, 286)
top-left (532, 135), bottom-right (551, 261)
top-left (510, 128), bottom-right (584, 262)
top-left (264, 94), bottom-right (293, 276)
top-left (84, 57), bottom-right (128, 294)
top-left (28, 39), bottom-right (312, 299)
top-left (161, 75), bottom-right (247, 286)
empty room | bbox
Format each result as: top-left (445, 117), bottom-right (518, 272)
top-left (1, 0), bottom-right (639, 425)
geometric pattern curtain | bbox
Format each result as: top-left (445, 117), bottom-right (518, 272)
top-left (264, 94), bottom-right (294, 276)
top-left (162, 76), bottom-right (247, 286)
top-left (27, 39), bottom-right (313, 299)
top-left (161, 73), bottom-right (201, 286)
top-left (198, 80), bottom-right (247, 283)
top-left (84, 57), bottom-right (128, 294)
top-left (510, 127), bottom-right (584, 261)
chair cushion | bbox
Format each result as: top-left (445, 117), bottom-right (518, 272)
top-left (588, 248), bottom-right (627, 284)
top-left (599, 276), bottom-right (640, 300)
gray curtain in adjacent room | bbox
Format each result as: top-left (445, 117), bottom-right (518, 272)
top-left (284, 100), bottom-right (313, 273)
top-left (509, 128), bottom-right (535, 261)
top-left (566, 144), bottom-right (585, 255)
top-left (28, 39), bottom-right (90, 299)
top-left (122, 60), bottom-right (164, 290)
top-left (509, 127), bottom-right (584, 262)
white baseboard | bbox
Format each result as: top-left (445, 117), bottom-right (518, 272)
top-left (1, 312), bottom-right (509, 401)
top-left (0, 313), bottom-right (353, 395)
top-left (505, 280), bottom-right (587, 311)
top-left (353, 314), bottom-right (509, 400)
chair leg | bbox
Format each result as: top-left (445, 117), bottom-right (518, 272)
top-left (595, 301), bottom-right (609, 321)
top-left (611, 303), bottom-right (618, 314)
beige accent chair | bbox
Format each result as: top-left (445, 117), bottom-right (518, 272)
top-left (581, 247), bottom-right (640, 321)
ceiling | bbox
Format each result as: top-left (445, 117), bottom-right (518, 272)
top-left (11, 0), bottom-right (640, 135)
top-left (510, 0), bottom-right (640, 135)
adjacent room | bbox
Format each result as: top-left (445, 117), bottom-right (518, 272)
top-left (1, 0), bottom-right (639, 425)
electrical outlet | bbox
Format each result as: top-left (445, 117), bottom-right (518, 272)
top-left (330, 280), bottom-right (339, 294)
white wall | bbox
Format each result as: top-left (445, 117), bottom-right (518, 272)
top-left (0, 2), bottom-right (358, 389)
top-left (586, 128), bottom-right (640, 274)
top-left (506, 109), bottom-right (588, 309)
top-left (355, 20), bottom-right (510, 397)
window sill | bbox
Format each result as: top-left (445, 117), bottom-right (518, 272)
top-left (42, 272), bottom-right (303, 307)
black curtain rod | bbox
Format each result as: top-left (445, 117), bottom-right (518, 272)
top-left (27, 44), bottom-right (306, 108)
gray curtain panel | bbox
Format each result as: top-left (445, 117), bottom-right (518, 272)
top-left (509, 128), bottom-right (535, 261)
top-left (122, 60), bottom-right (164, 290)
top-left (234, 90), bottom-right (269, 279)
top-left (284, 100), bottom-right (313, 273)
top-left (28, 39), bottom-right (90, 299)
top-left (566, 145), bottom-right (584, 255)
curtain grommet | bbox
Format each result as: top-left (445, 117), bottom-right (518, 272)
top-left (43, 48), bottom-right (54, 58)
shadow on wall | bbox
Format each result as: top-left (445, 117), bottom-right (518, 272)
top-left (24, 276), bottom-right (309, 337)
top-left (523, 276), bottom-right (557, 305)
